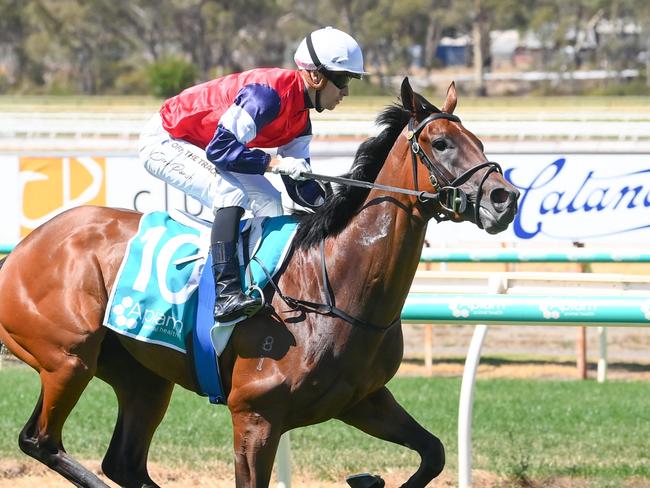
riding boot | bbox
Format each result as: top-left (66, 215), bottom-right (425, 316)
top-left (211, 207), bottom-right (263, 323)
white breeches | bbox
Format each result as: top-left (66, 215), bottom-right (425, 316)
top-left (139, 113), bottom-right (283, 217)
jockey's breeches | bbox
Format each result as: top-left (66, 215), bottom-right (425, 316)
top-left (139, 113), bottom-right (283, 217)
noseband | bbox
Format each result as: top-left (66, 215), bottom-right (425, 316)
top-left (407, 113), bottom-right (502, 228)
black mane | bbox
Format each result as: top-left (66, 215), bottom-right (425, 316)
top-left (293, 104), bottom-right (411, 250)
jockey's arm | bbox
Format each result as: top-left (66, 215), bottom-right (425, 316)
top-left (206, 84), bottom-right (280, 175)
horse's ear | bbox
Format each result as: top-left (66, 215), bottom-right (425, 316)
top-left (441, 81), bottom-right (457, 114)
top-left (400, 77), bottom-right (416, 114)
top-left (401, 77), bottom-right (440, 121)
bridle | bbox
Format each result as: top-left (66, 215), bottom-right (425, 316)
top-left (261, 111), bottom-right (506, 331)
top-left (406, 112), bottom-right (503, 228)
top-left (289, 112), bottom-right (505, 229)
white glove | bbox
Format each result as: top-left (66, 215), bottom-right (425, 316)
top-left (275, 156), bottom-right (311, 181)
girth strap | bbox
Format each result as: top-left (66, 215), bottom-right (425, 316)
top-left (251, 241), bottom-right (399, 333)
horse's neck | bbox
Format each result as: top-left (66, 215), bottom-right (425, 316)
top-left (328, 141), bottom-right (428, 325)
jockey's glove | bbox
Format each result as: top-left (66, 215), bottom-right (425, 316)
top-left (276, 156), bottom-right (311, 181)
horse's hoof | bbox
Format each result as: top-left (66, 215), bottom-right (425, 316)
top-left (346, 473), bottom-right (385, 488)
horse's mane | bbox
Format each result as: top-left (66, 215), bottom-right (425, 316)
top-left (293, 104), bottom-right (411, 250)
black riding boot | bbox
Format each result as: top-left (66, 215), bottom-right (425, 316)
top-left (211, 207), bottom-right (263, 323)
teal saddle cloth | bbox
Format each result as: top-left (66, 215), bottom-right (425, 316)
top-left (103, 210), bottom-right (299, 404)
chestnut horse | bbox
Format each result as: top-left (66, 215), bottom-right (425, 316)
top-left (0, 79), bottom-right (518, 488)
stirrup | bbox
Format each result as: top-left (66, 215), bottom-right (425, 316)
top-left (246, 284), bottom-right (265, 307)
top-left (214, 287), bottom-right (265, 325)
top-left (239, 285), bottom-right (265, 318)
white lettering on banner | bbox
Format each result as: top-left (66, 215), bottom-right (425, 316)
top-left (539, 300), bottom-right (598, 319)
top-left (135, 305), bottom-right (183, 336)
top-left (496, 153), bottom-right (650, 242)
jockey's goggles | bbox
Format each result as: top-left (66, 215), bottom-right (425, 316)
top-left (323, 70), bottom-right (359, 90)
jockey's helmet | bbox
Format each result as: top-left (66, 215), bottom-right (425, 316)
top-left (294, 27), bottom-right (367, 83)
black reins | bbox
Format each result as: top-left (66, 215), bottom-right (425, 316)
top-left (252, 242), bottom-right (400, 333)
top-left (262, 112), bottom-right (504, 331)
top-left (288, 112), bottom-right (504, 227)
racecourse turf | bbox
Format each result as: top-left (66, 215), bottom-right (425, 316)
top-left (0, 364), bottom-right (649, 484)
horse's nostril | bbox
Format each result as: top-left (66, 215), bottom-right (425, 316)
top-left (490, 188), bottom-right (514, 205)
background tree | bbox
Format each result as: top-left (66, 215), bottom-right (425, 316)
top-left (0, 0), bottom-right (647, 95)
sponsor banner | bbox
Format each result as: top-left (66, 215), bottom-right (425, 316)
top-left (0, 156), bottom-right (214, 244)
top-left (431, 152), bottom-right (650, 244)
top-left (1, 152), bottom-right (650, 245)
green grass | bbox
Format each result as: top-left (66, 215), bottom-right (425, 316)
top-left (2, 94), bottom-right (650, 114)
top-left (0, 95), bottom-right (162, 112)
top-left (1, 366), bottom-right (649, 484)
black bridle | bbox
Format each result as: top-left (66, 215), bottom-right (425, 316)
top-left (406, 112), bottom-right (503, 228)
top-left (261, 111), bottom-right (505, 331)
top-left (285, 112), bottom-right (504, 229)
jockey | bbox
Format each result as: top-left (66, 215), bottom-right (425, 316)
top-left (140, 27), bottom-right (366, 325)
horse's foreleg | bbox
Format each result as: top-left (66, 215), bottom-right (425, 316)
top-left (337, 386), bottom-right (445, 488)
top-left (231, 411), bottom-right (283, 488)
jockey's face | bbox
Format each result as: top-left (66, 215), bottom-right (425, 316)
top-left (319, 77), bottom-right (349, 110)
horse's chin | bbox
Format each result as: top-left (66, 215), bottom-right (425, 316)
top-left (478, 207), bottom-right (514, 235)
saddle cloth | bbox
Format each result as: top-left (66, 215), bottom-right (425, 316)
top-left (102, 209), bottom-right (298, 404)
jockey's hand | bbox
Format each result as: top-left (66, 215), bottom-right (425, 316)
top-left (273, 156), bottom-right (311, 181)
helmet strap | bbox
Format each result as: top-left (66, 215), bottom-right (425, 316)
top-left (306, 33), bottom-right (323, 70)
top-left (304, 32), bottom-right (329, 112)
top-left (315, 90), bottom-right (324, 113)
top-left (300, 71), bottom-right (326, 112)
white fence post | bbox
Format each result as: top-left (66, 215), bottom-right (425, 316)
top-left (458, 323), bottom-right (488, 488)
top-left (458, 274), bottom-right (507, 488)
top-left (275, 432), bottom-right (292, 488)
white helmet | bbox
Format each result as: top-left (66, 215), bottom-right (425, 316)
top-left (294, 27), bottom-right (367, 78)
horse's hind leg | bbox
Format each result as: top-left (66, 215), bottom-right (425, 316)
top-left (19, 336), bottom-right (110, 488)
top-left (96, 334), bottom-right (174, 488)
top-left (337, 386), bottom-right (445, 488)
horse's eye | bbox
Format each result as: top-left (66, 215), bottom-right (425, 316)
top-left (432, 140), bottom-right (448, 151)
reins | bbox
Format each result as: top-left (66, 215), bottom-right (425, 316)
top-left (284, 171), bottom-right (440, 202)
top-left (250, 243), bottom-right (400, 333)
top-left (263, 112), bottom-right (503, 330)
top-left (273, 112), bottom-right (503, 226)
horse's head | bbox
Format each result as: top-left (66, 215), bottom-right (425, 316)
top-left (399, 78), bottom-right (519, 234)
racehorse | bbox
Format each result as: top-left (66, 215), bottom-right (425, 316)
top-left (0, 78), bottom-right (518, 488)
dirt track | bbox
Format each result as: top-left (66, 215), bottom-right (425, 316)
top-left (0, 460), bottom-right (495, 487)
top-left (401, 323), bottom-right (650, 380)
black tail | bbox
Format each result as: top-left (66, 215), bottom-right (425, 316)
top-left (0, 257), bottom-right (5, 271)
